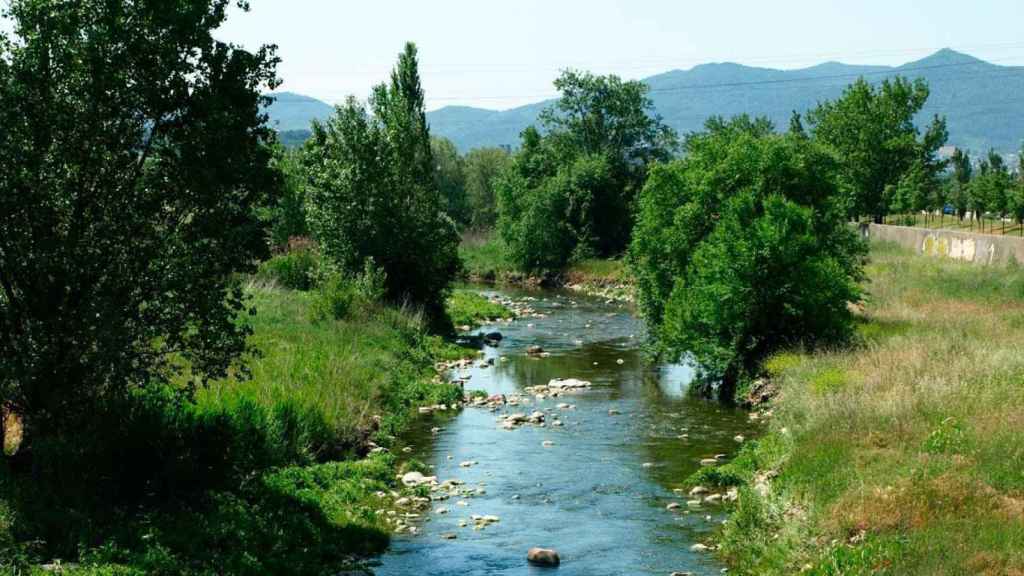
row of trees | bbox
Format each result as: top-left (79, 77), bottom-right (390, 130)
top-left (487, 73), bottom-right (958, 399)
top-left (902, 147), bottom-right (1024, 232)
top-left (431, 138), bottom-right (512, 230)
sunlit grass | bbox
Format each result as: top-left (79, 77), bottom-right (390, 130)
top-left (198, 286), bottom-right (463, 447)
top-left (701, 241), bottom-right (1024, 575)
top-left (446, 289), bottom-right (513, 328)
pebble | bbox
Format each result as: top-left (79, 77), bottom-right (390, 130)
top-left (690, 543), bottom-right (711, 553)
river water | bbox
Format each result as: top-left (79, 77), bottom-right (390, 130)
top-left (375, 287), bottom-right (758, 576)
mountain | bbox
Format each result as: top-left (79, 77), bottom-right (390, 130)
top-left (263, 50), bottom-right (1024, 154)
top-left (263, 92), bottom-right (333, 132)
top-left (421, 49), bottom-right (1024, 154)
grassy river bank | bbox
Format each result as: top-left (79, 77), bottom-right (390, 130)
top-left (694, 241), bottom-right (1024, 574)
top-left (0, 283), bottom-right (507, 575)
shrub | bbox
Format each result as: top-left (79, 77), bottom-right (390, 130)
top-left (257, 248), bottom-right (320, 291)
top-left (631, 118), bottom-right (866, 401)
top-left (310, 274), bottom-right (357, 322)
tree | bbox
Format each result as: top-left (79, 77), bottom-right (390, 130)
top-left (304, 43), bottom-right (460, 321)
top-left (266, 146), bottom-right (310, 248)
top-left (808, 77), bottom-right (948, 222)
top-left (431, 137), bottom-right (470, 226)
top-left (972, 150), bottom-right (1012, 233)
top-left (463, 147), bottom-right (511, 229)
top-left (630, 118), bottom-right (865, 401)
top-left (949, 149), bottom-right (973, 221)
top-left (496, 70), bottom-right (678, 271)
top-left (0, 0), bottom-right (281, 437)
top-left (788, 110), bottom-right (807, 139)
top-left (1011, 146), bottom-right (1024, 230)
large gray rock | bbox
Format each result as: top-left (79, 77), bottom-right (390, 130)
top-left (527, 547), bottom-right (561, 567)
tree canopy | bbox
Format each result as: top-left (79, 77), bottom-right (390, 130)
top-left (304, 43), bottom-right (460, 321)
top-left (0, 0), bottom-right (281, 433)
top-left (808, 77), bottom-right (947, 222)
top-left (630, 117), bottom-right (865, 400)
top-left (496, 70), bottom-right (678, 272)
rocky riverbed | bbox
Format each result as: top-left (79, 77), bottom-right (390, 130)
top-left (374, 287), bottom-right (761, 576)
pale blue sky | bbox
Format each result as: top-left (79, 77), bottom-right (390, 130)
top-left (214, 0), bottom-right (1024, 110)
top-left (6, 1), bottom-right (1023, 111)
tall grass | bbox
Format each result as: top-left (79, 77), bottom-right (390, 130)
top-left (1, 282), bottom-right (466, 575)
top-left (199, 284), bottom-right (463, 456)
top-left (701, 241), bottom-right (1024, 575)
top-left (458, 231), bottom-right (516, 280)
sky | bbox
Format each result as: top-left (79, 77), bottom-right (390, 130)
top-left (4, 1), bottom-right (1024, 111)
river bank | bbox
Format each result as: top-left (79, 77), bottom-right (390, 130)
top-left (0, 284), bottom-right (503, 576)
top-left (458, 234), bottom-right (634, 303)
top-left (693, 240), bottom-right (1024, 574)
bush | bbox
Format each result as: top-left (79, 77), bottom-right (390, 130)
top-left (631, 118), bottom-right (866, 401)
top-left (310, 273), bottom-right (357, 322)
top-left (257, 247), bottom-right (320, 291)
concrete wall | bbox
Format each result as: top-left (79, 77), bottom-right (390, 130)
top-left (859, 223), bottom-right (1024, 266)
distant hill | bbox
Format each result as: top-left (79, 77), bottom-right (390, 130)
top-left (426, 49), bottom-right (1024, 154)
top-left (265, 50), bottom-right (1024, 154)
top-left (263, 92), bottom-right (333, 132)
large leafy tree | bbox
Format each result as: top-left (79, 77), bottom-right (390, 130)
top-left (463, 146), bottom-right (511, 229)
top-left (808, 77), bottom-right (948, 222)
top-left (0, 0), bottom-right (281, 436)
top-left (497, 71), bottom-right (677, 271)
top-left (304, 43), bottom-right (460, 320)
top-left (630, 117), bottom-right (865, 401)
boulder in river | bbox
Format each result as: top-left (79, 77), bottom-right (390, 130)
top-left (527, 345), bottom-right (545, 356)
top-left (527, 547), bottom-right (561, 567)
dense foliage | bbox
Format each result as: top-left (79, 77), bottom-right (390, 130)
top-left (464, 147), bottom-right (512, 229)
top-left (496, 71), bottom-right (678, 273)
top-left (0, 0), bottom-right (280, 437)
top-left (303, 43), bottom-right (460, 320)
top-left (808, 77), bottom-right (948, 222)
top-left (431, 137), bottom-right (471, 226)
top-left (630, 117), bottom-right (866, 400)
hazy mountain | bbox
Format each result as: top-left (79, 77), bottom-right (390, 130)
top-left (264, 50), bottom-right (1024, 153)
top-left (425, 49), bottom-right (1023, 154)
top-left (263, 91), bottom-right (334, 132)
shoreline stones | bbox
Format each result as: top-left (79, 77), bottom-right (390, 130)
top-left (527, 547), bottom-right (561, 567)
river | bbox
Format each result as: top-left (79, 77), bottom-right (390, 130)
top-left (374, 287), bottom-right (758, 576)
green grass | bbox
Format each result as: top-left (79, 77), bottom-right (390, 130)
top-left (1, 285), bottom-right (467, 575)
top-left (565, 258), bottom-right (629, 282)
top-left (697, 241), bottom-right (1024, 575)
top-left (446, 289), bottom-right (513, 328)
top-left (458, 232), bottom-right (516, 281)
top-left (200, 285), bottom-right (463, 448)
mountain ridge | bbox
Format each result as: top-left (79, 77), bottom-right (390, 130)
top-left (264, 49), bottom-right (1024, 153)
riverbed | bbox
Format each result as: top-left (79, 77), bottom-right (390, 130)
top-left (375, 287), bottom-right (759, 576)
